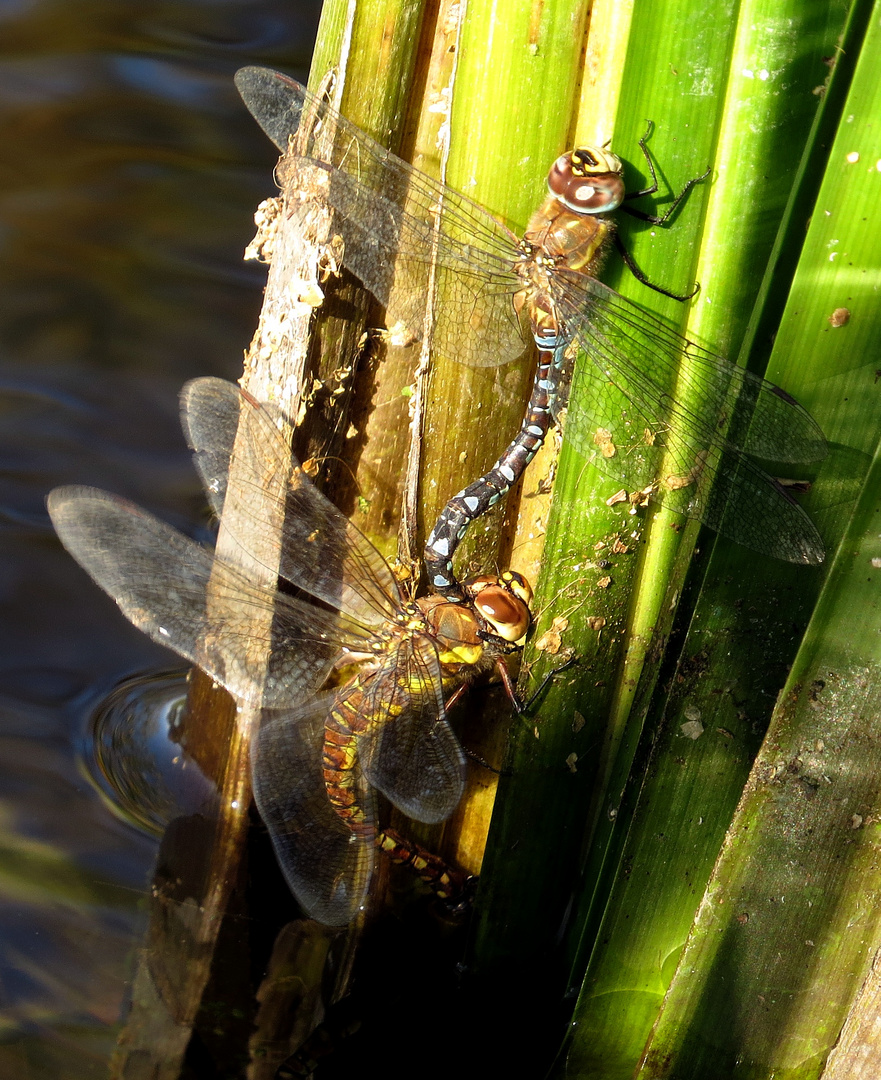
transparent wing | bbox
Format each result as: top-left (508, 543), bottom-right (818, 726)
top-left (234, 66), bottom-right (531, 369)
top-left (559, 277), bottom-right (826, 462)
top-left (182, 377), bottom-right (402, 627)
top-left (358, 635), bottom-right (466, 824)
top-left (553, 277), bottom-right (826, 564)
top-left (235, 67), bottom-right (826, 563)
top-left (253, 694), bottom-right (374, 926)
top-left (47, 486), bottom-right (375, 707)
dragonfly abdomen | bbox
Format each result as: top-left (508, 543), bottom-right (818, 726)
top-left (323, 680), bottom-right (376, 835)
top-left (425, 346), bottom-right (565, 595)
top-left (376, 827), bottom-right (474, 910)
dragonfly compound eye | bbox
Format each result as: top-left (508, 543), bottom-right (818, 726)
top-left (465, 577), bottom-right (532, 644)
top-left (421, 596), bottom-right (483, 648)
top-left (548, 149), bottom-right (625, 215)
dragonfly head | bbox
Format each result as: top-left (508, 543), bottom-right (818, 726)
top-left (464, 571), bottom-right (533, 645)
top-left (549, 147), bottom-right (625, 215)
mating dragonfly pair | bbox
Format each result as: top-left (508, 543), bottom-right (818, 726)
top-left (49, 67), bottom-right (825, 926)
top-left (50, 378), bottom-right (531, 925)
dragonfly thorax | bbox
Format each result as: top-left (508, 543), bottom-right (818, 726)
top-left (417, 596), bottom-right (482, 666)
top-left (523, 195), bottom-right (615, 277)
top-left (365, 602), bottom-right (433, 661)
top-left (415, 571), bottom-right (532, 672)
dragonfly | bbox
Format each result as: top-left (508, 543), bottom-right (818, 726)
top-left (47, 377), bottom-right (532, 925)
top-left (235, 66), bottom-right (827, 596)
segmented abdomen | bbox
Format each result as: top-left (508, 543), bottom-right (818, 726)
top-left (376, 826), bottom-right (474, 910)
top-left (322, 674), bottom-right (380, 837)
top-left (425, 339), bottom-right (564, 595)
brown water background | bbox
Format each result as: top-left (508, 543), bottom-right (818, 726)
top-left (0, 5), bottom-right (319, 1074)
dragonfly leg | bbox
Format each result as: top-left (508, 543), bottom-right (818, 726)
top-left (622, 120), bottom-right (661, 199)
top-left (606, 127), bottom-right (710, 300)
top-left (444, 682), bottom-right (468, 712)
top-left (462, 744), bottom-right (502, 775)
top-left (519, 653), bottom-right (579, 714)
top-left (490, 651), bottom-right (577, 716)
top-left (622, 122), bottom-right (711, 223)
top-left (494, 654), bottom-right (527, 714)
top-left (613, 232), bottom-right (701, 302)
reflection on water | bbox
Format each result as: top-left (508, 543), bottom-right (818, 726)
top-left (0, 1), bottom-right (319, 1074)
top-left (84, 670), bottom-right (217, 836)
top-left (0, 679), bottom-right (159, 1072)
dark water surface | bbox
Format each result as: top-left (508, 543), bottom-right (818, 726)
top-left (0, 3), bottom-right (318, 1074)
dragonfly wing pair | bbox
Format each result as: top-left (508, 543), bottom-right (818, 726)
top-left (182, 377), bottom-right (399, 628)
top-left (46, 487), bottom-right (347, 704)
top-left (554, 276), bottom-right (827, 564)
top-left (355, 631), bottom-right (464, 823)
top-left (236, 65), bottom-right (826, 570)
top-left (48, 379), bottom-right (472, 924)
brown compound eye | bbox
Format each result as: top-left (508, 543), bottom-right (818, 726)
top-left (421, 595), bottom-right (482, 648)
top-left (548, 148), bottom-right (625, 214)
top-left (465, 573), bottom-right (533, 644)
top-left (472, 586), bottom-right (531, 643)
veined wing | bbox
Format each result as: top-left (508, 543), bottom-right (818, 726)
top-left (253, 693), bottom-right (375, 926)
top-left (235, 70), bottom-right (826, 472)
top-left (559, 275), bottom-right (826, 463)
top-left (47, 486), bottom-right (377, 707)
top-left (357, 634), bottom-right (466, 824)
top-left (234, 66), bottom-right (532, 370)
top-left (182, 377), bottom-right (402, 628)
top-left (554, 277), bottom-right (826, 564)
